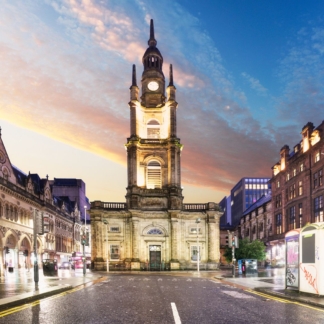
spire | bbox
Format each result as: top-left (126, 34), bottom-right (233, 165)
top-left (148, 19), bottom-right (157, 47)
top-left (169, 64), bottom-right (174, 86)
top-left (132, 64), bottom-right (137, 86)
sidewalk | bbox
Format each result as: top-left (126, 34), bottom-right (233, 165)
top-left (215, 267), bottom-right (324, 309)
top-left (0, 268), bottom-right (104, 310)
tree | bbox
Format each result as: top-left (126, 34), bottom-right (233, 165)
top-left (223, 238), bottom-right (266, 263)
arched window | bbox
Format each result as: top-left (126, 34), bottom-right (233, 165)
top-left (147, 228), bottom-right (163, 235)
top-left (147, 120), bottom-right (160, 139)
top-left (147, 161), bottom-right (161, 189)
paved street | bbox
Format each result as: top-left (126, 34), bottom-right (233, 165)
top-left (0, 272), bottom-right (324, 324)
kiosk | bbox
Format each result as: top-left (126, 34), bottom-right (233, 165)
top-left (299, 222), bottom-right (324, 295)
top-left (285, 229), bottom-right (300, 289)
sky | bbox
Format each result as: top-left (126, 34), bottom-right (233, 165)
top-left (1, 0), bottom-right (324, 203)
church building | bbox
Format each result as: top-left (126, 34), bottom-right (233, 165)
top-left (91, 20), bottom-right (222, 271)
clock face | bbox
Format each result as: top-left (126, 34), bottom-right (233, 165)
top-left (147, 81), bottom-right (159, 91)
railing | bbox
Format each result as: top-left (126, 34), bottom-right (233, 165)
top-left (91, 201), bottom-right (126, 210)
top-left (183, 204), bottom-right (207, 211)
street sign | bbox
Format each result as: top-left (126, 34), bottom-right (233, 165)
top-left (35, 210), bottom-right (43, 235)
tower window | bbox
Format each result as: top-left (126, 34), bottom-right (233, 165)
top-left (147, 120), bottom-right (160, 139)
top-left (147, 160), bottom-right (161, 189)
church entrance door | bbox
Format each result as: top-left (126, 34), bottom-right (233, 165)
top-left (149, 245), bottom-right (161, 271)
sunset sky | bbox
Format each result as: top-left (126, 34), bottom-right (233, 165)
top-left (1, 0), bottom-right (324, 203)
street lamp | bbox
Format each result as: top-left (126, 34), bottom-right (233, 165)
top-left (196, 218), bottom-right (201, 273)
top-left (102, 219), bottom-right (109, 272)
top-left (83, 206), bottom-right (87, 276)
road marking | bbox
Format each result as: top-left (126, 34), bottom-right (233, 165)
top-left (222, 290), bottom-right (255, 299)
top-left (171, 302), bottom-right (181, 324)
top-left (246, 289), bottom-right (324, 311)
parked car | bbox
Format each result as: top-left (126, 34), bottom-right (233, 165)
top-left (59, 262), bottom-right (70, 269)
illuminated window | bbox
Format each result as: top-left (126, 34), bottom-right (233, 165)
top-left (147, 120), bottom-right (160, 139)
top-left (300, 164), bottom-right (304, 172)
top-left (288, 206), bottom-right (296, 230)
top-left (315, 152), bottom-right (320, 163)
top-left (299, 203), bottom-right (303, 227)
top-left (146, 161), bottom-right (161, 189)
top-left (293, 169), bottom-right (297, 177)
top-left (314, 195), bottom-right (323, 222)
top-left (286, 173), bottom-right (290, 181)
top-left (298, 181), bottom-right (303, 196)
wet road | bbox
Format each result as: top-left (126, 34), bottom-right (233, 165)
top-left (0, 273), bottom-right (323, 324)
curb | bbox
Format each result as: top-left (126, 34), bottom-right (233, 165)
top-left (0, 285), bottom-right (73, 311)
top-left (0, 275), bottom-right (106, 311)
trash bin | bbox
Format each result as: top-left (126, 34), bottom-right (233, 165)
top-left (43, 259), bottom-right (58, 276)
top-left (238, 259), bottom-right (257, 275)
top-left (8, 267), bottom-right (14, 273)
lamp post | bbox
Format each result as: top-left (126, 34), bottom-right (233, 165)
top-left (33, 208), bottom-right (39, 286)
top-left (102, 219), bottom-right (109, 272)
top-left (83, 206), bottom-right (87, 276)
top-left (196, 218), bottom-right (201, 273)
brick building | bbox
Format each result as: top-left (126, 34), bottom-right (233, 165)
top-left (269, 121), bottom-right (324, 265)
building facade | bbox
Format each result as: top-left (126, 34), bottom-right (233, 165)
top-left (91, 20), bottom-right (222, 271)
top-left (269, 121), bottom-right (324, 265)
top-left (0, 129), bottom-right (85, 271)
top-left (230, 177), bottom-right (271, 226)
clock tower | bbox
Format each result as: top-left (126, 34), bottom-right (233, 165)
top-left (126, 19), bottom-right (183, 211)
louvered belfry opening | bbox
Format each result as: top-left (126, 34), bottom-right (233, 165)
top-left (147, 161), bottom-right (161, 189)
top-left (147, 120), bottom-right (160, 139)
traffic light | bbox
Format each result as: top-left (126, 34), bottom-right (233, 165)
top-left (81, 234), bottom-right (86, 245)
top-left (23, 249), bottom-right (28, 257)
top-left (5, 246), bottom-right (9, 254)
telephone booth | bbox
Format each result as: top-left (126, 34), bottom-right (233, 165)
top-left (285, 229), bottom-right (300, 289)
top-left (299, 222), bottom-right (324, 295)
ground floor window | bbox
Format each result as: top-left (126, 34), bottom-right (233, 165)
top-left (110, 245), bottom-right (120, 260)
top-left (190, 245), bottom-right (201, 262)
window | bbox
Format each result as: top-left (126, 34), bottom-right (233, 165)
top-left (190, 228), bottom-right (201, 234)
top-left (110, 227), bottom-right (120, 232)
top-left (110, 245), bottom-right (120, 260)
top-left (275, 194), bottom-right (282, 208)
top-left (147, 120), bottom-right (160, 139)
top-left (259, 223), bottom-right (264, 232)
top-left (313, 169), bottom-right (323, 188)
top-left (276, 214), bottom-right (282, 234)
top-left (315, 152), bottom-right (320, 163)
top-left (146, 160), bottom-right (161, 189)
top-left (314, 195), bottom-right (323, 222)
top-left (298, 181), bottom-right (303, 196)
top-left (288, 206), bottom-right (296, 230)
top-left (300, 164), bottom-right (304, 172)
top-left (289, 184), bottom-right (296, 199)
top-left (299, 203), bottom-right (303, 228)
top-left (277, 181), bottom-right (280, 188)
top-left (147, 228), bottom-right (163, 235)
top-left (191, 245), bottom-right (200, 261)
top-left (293, 169), bottom-right (297, 177)
top-left (286, 173), bottom-right (290, 181)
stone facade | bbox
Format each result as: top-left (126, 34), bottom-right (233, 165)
top-left (0, 130), bottom-right (85, 271)
top-left (91, 20), bottom-right (222, 271)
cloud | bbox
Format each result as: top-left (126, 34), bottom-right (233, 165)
top-left (241, 72), bottom-right (268, 96)
top-left (1, 0), bottom-right (308, 199)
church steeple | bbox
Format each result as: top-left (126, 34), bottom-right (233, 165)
top-left (142, 19), bottom-right (163, 73)
top-left (148, 19), bottom-right (157, 47)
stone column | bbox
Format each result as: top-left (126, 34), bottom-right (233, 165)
top-left (171, 218), bottom-right (178, 261)
top-left (131, 217), bottom-right (140, 270)
top-left (170, 214), bottom-right (180, 270)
